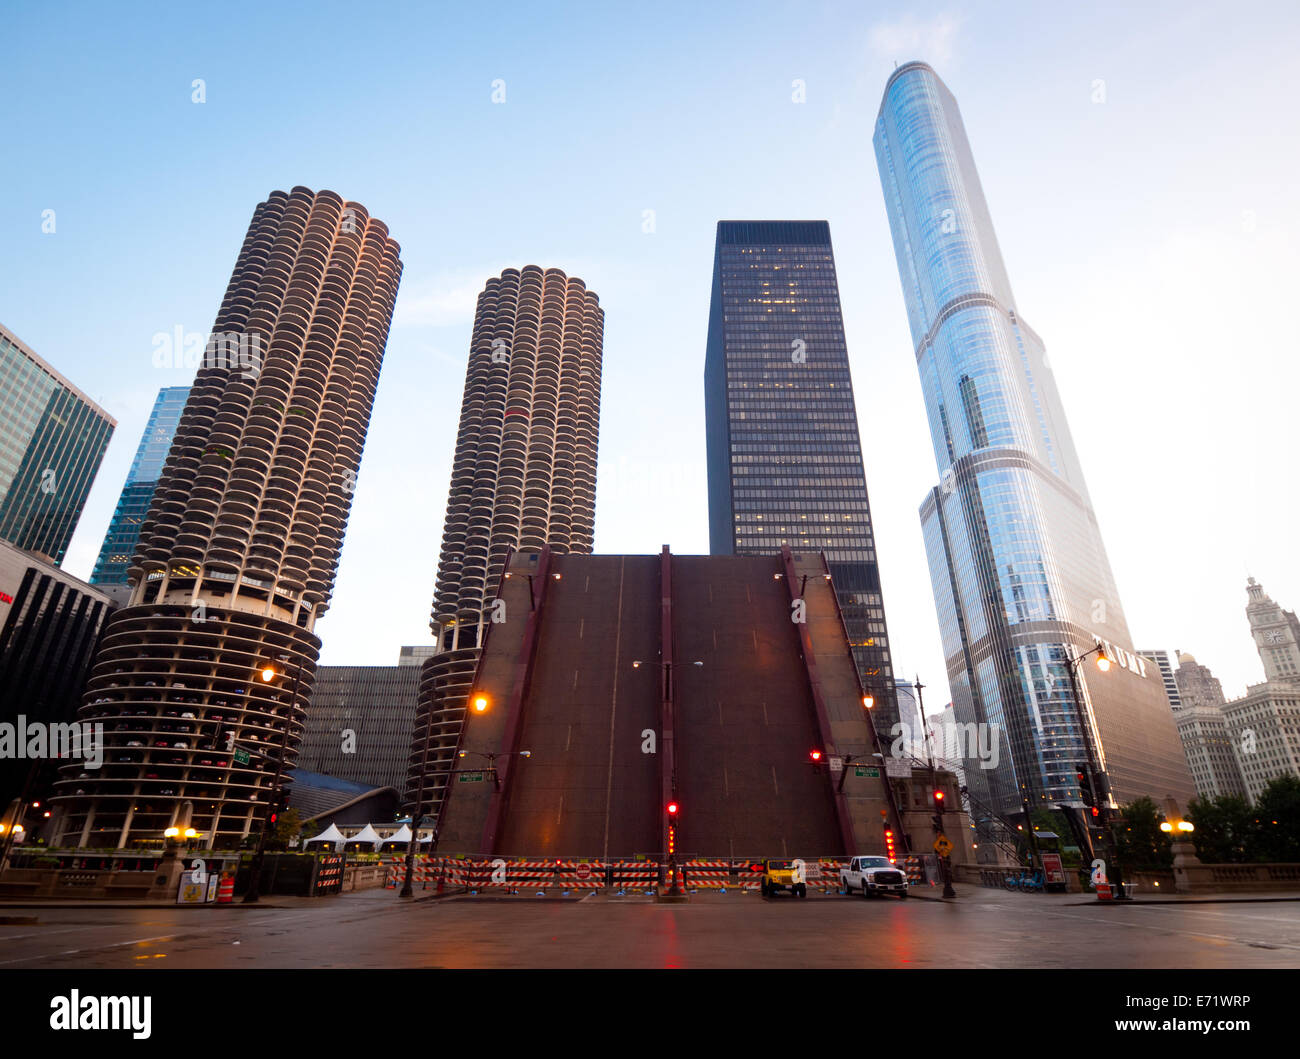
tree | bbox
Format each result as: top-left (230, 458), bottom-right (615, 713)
top-left (1115, 796), bottom-right (1172, 871)
top-left (1249, 775), bottom-right (1300, 863)
top-left (1187, 794), bottom-right (1253, 863)
top-left (268, 808), bottom-right (306, 851)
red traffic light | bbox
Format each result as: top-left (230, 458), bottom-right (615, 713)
top-left (1090, 807), bottom-right (1100, 818)
top-left (810, 749), bottom-right (823, 762)
top-left (666, 802), bottom-right (679, 816)
top-left (934, 790), bottom-right (945, 801)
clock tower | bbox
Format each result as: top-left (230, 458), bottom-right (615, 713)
top-left (1246, 577), bottom-right (1300, 683)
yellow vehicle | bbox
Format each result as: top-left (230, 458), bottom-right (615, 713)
top-left (759, 858), bottom-right (807, 899)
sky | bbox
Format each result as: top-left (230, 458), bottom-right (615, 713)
top-left (2, 0), bottom-right (1298, 705)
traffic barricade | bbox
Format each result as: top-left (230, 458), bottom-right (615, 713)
top-left (508, 859), bottom-right (557, 891)
top-left (684, 859), bottom-right (730, 889)
top-left (610, 860), bottom-right (657, 891)
top-left (553, 859), bottom-right (604, 890)
top-left (817, 859), bottom-right (848, 892)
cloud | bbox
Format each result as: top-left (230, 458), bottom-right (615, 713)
top-left (392, 271), bottom-right (488, 327)
top-left (869, 12), bottom-right (963, 66)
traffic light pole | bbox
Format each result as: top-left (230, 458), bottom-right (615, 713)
top-left (915, 680), bottom-right (956, 898)
top-left (243, 659), bottom-right (300, 904)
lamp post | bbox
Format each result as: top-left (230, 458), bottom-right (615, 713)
top-left (400, 681), bottom-right (439, 899)
top-left (1063, 642), bottom-right (1129, 900)
top-left (242, 655), bottom-right (301, 904)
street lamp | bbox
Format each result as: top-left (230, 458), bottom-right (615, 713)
top-left (400, 680), bottom-right (439, 898)
top-left (1063, 642), bottom-right (1129, 900)
top-left (242, 655), bottom-right (302, 904)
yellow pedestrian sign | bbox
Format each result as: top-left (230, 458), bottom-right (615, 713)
top-left (933, 834), bottom-right (953, 857)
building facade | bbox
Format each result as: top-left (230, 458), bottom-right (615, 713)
top-left (53, 187), bottom-right (402, 849)
top-left (0, 324), bottom-right (116, 565)
top-left (1222, 685), bottom-right (1300, 803)
top-left (1245, 577), bottom-right (1300, 684)
top-left (1219, 578), bottom-right (1300, 802)
top-left (0, 540), bottom-right (117, 809)
top-left (704, 220), bottom-right (901, 730)
top-left (295, 661), bottom-right (420, 792)
top-left (90, 386), bottom-right (191, 586)
top-left (1174, 705), bottom-right (1248, 801)
top-left (1174, 652), bottom-right (1226, 711)
top-left (873, 62), bottom-right (1194, 822)
top-left (1139, 649), bottom-right (1183, 711)
top-left (406, 266), bottom-right (604, 823)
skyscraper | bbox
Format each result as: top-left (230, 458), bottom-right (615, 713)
top-left (1174, 652), bottom-right (1226, 711)
top-left (406, 266), bottom-right (604, 823)
top-left (873, 63), bottom-right (1193, 821)
top-left (0, 323), bottom-right (115, 564)
top-left (54, 187), bottom-right (402, 849)
top-left (1245, 577), bottom-right (1300, 684)
top-left (1139, 649), bottom-right (1183, 710)
top-left (704, 220), bottom-right (900, 729)
top-left (90, 386), bottom-right (191, 587)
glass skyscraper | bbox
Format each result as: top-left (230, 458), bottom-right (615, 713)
top-left (873, 63), bottom-right (1193, 824)
top-left (0, 323), bottom-right (115, 565)
top-left (90, 386), bottom-right (190, 586)
top-left (704, 220), bottom-right (900, 729)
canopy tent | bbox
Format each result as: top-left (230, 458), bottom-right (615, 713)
top-left (344, 823), bottom-right (383, 850)
top-left (378, 824), bottom-right (412, 848)
top-left (303, 823), bottom-right (345, 850)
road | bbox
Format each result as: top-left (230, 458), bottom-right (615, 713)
top-left (2, 885), bottom-right (1298, 969)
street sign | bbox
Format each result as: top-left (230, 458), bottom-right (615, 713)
top-left (576, 863), bottom-right (591, 881)
top-left (233, 748), bottom-right (250, 765)
top-left (885, 759), bottom-right (912, 778)
top-left (855, 766), bottom-right (881, 778)
top-left (933, 834), bottom-right (953, 857)
top-left (828, 756), bottom-right (844, 772)
top-left (457, 771), bottom-right (484, 783)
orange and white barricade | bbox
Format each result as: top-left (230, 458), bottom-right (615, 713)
top-left (553, 859), bottom-right (604, 890)
top-left (818, 859), bottom-right (848, 892)
top-left (684, 859), bottom-right (730, 889)
top-left (611, 861), bottom-right (657, 891)
top-left (508, 859), bottom-right (557, 891)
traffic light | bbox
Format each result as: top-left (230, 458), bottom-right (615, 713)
top-left (268, 789), bottom-right (288, 827)
top-left (666, 802), bottom-right (679, 857)
top-left (883, 827), bottom-right (897, 863)
top-left (1076, 763), bottom-right (1096, 807)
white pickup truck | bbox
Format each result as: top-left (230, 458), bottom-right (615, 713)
top-left (840, 855), bottom-right (909, 898)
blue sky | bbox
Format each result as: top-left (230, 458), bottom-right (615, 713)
top-left (3, 0), bottom-right (1298, 703)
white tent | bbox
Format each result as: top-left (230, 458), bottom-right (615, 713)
top-left (304, 823), bottom-right (345, 851)
top-left (379, 824), bottom-right (412, 848)
top-left (344, 823), bottom-right (383, 850)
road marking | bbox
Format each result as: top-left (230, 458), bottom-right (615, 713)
top-left (0, 926), bottom-right (87, 943)
top-left (0, 932), bottom-right (180, 967)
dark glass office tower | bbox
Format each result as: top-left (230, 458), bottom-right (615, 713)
top-left (873, 63), bottom-right (1194, 826)
top-left (0, 324), bottom-right (115, 565)
top-left (90, 386), bottom-right (190, 586)
top-left (704, 221), bottom-right (900, 730)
